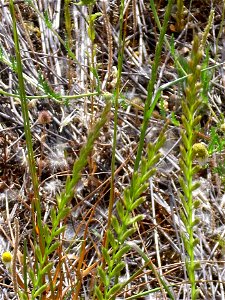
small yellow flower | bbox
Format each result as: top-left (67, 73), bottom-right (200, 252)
top-left (2, 251), bottom-right (12, 269)
top-left (192, 143), bottom-right (209, 166)
top-left (220, 123), bottom-right (225, 132)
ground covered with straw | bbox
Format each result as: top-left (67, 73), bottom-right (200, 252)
top-left (0, 0), bottom-right (225, 299)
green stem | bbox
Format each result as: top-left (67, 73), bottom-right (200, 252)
top-left (134, 0), bottom-right (173, 171)
top-left (9, 0), bottom-right (45, 253)
top-left (8, 2), bottom-right (56, 298)
top-left (105, 0), bottom-right (125, 247)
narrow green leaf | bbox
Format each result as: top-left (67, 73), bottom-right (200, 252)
top-left (35, 245), bottom-right (43, 264)
top-left (190, 218), bottom-right (200, 228)
top-left (40, 262), bottom-right (54, 276)
top-left (193, 199), bottom-right (201, 208)
top-left (179, 193), bottom-right (189, 212)
top-left (125, 214), bottom-right (144, 226)
top-left (107, 230), bottom-right (118, 249)
top-left (56, 194), bottom-right (62, 206)
top-left (192, 115), bottom-right (202, 127)
top-left (18, 291), bottom-right (29, 300)
top-left (0, 45), bottom-right (3, 61)
top-left (192, 100), bottom-right (202, 113)
top-left (179, 159), bottom-right (188, 178)
top-left (110, 261), bottom-right (125, 277)
top-left (58, 207), bottom-right (70, 220)
top-left (90, 12), bottom-right (102, 22)
top-left (43, 11), bottom-right (52, 29)
top-left (53, 226), bottom-right (66, 237)
top-left (47, 241), bottom-right (60, 255)
top-left (42, 224), bottom-right (50, 245)
top-left (123, 188), bottom-right (132, 208)
top-left (50, 208), bottom-right (57, 225)
top-left (181, 115), bottom-right (190, 132)
top-left (133, 184), bottom-right (148, 202)
top-left (181, 101), bottom-right (190, 119)
top-left (29, 269), bottom-right (35, 285)
top-left (180, 144), bottom-right (187, 160)
top-left (182, 235), bottom-right (192, 257)
top-left (194, 261), bottom-right (201, 270)
top-left (193, 238), bottom-right (199, 247)
top-left (97, 266), bottom-right (108, 286)
top-left (154, 136), bottom-right (166, 153)
top-left (95, 286), bottom-right (104, 300)
top-left (129, 172), bottom-right (139, 194)
top-left (191, 165), bottom-right (201, 175)
top-left (114, 245), bottom-right (130, 261)
top-left (147, 154), bottom-right (161, 169)
top-left (120, 228), bottom-right (136, 243)
top-left (102, 247), bottom-right (111, 265)
top-left (111, 215), bottom-right (121, 235)
top-left (170, 111), bottom-right (180, 125)
top-left (181, 130), bottom-right (189, 150)
top-left (23, 240), bottom-right (28, 293)
top-left (141, 169), bottom-right (156, 184)
top-left (185, 259), bottom-right (192, 276)
top-left (88, 26), bottom-right (95, 42)
top-left (147, 142), bottom-right (154, 154)
top-left (33, 284), bottom-right (48, 298)
top-left (107, 282), bottom-right (122, 297)
top-left (193, 289), bottom-right (200, 300)
top-left (191, 182), bottom-right (200, 192)
top-left (130, 196), bottom-right (146, 210)
top-left (179, 210), bottom-right (188, 228)
top-left (140, 157), bottom-right (148, 174)
top-left (179, 177), bottom-right (189, 199)
top-left (116, 201), bottom-right (125, 222)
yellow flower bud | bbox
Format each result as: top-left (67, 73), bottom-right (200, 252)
top-left (192, 143), bottom-right (209, 166)
top-left (2, 251), bottom-right (12, 269)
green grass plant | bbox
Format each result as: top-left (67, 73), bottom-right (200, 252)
top-left (95, 1), bottom-right (175, 299)
top-left (9, 1), bottom-right (110, 298)
top-left (175, 0), bottom-right (185, 32)
top-left (178, 35), bottom-right (204, 299)
top-left (95, 126), bottom-right (174, 300)
top-left (9, 0), bottom-right (50, 297)
top-left (2, 0), bottom-right (224, 299)
top-left (134, 0), bottom-right (173, 171)
top-left (9, 0), bottom-right (44, 255)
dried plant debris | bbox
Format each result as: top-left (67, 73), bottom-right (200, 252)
top-left (0, 0), bottom-right (224, 299)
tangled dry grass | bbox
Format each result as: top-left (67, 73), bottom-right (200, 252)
top-left (0, 0), bottom-right (225, 299)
